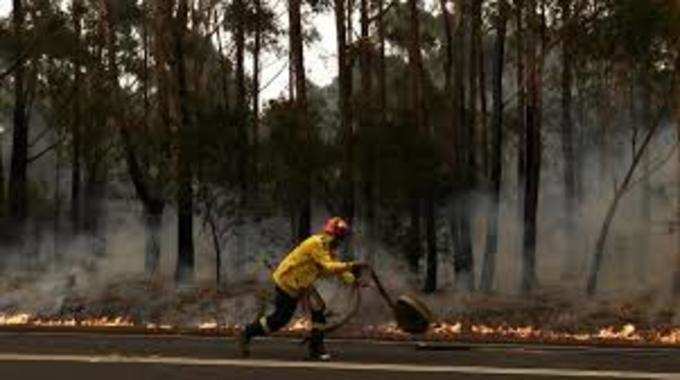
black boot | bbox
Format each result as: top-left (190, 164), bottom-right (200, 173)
top-left (240, 321), bottom-right (265, 358)
top-left (307, 328), bottom-right (330, 361)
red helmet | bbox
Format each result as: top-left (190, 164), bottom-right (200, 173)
top-left (324, 217), bottom-right (350, 238)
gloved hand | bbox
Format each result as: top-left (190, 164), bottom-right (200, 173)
top-left (349, 262), bottom-right (371, 286)
top-left (340, 271), bottom-right (356, 285)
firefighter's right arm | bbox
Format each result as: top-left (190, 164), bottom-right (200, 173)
top-left (310, 240), bottom-right (353, 274)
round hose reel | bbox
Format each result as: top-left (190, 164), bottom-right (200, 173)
top-left (393, 294), bottom-right (434, 334)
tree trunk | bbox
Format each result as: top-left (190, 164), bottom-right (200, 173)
top-left (0, 130), bottom-right (4, 209)
top-left (407, 0), bottom-right (426, 278)
top-left (439, 0), bottom-right (453, 97)
top-left (520, 0), bottom-right (540, 294)
top-left (290, 0), bottom-right (311, 242)
top-left (468, 0), bottom-right (482, 180)
top-left (481, 0), bottom-right (507, 293)
top-left (253, 0), bottom-right (262, 181)
top-left (235, 0), bottom-right (248, 191)
top-left (449, 0), bottom-right (474, 292)
top-left (122, 125), bottom-right (166, 275)
top-left (559, 0), bottom-right (578, 280)
top-left (144, 210), bottom-right (163, 275)
top-left (424, 195), bottom-right (437, 293)
top-left (674, 52), bottom-right (680, 297)
top-left (84, 176), bottom-right (106, 256)
top-left (71, 0), bottom-right (83, 229)
top-left (215, 10), bottom-right (230, 114)
top-left (359, 0), bottom-right (376, 264)
top-left (479, 25), bottom-right (489, 178)
top-left (89, 0), bottom-right (124, 259)
top-left (336, 0), bottom-right (355, 224)
top-left (9, 0), bottom-right (28, 221)
top-left (377, 0), bottom-right (386, 126)
top-left (172, 0), bottom-right (195, 283)
top-left (515, 0), bottom-right (526, 202)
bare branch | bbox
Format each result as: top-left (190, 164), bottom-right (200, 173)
top-left (27, 141), bottom-right (60, 164)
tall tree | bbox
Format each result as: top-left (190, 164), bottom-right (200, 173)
top-left (71, 0), bottom-right (83, 228)
top-left (406, 0), bottom-right (425, 278)
top-left (450, 0), bottom-right (475, 291)
top-left (170, 0), bottom-right (195, 283)
top-left (559, 0), bottom-right (578, 279)
top-left (215, 9), bottom-right (231, 114)
top-left (468, 0), bottom-right (481, 178)
top-left (118, 0), bottom-right (166, 275)
top-left (234, 0), bottom-right (248, 191)
top-left (376, 0), bottom-right (387, 126)
top-left (515, 0), bottom-right (526, 207)
top-left (520, 0), bottom-right (541, 294)
top-left (290, 0), bottom-right (311, 242)
top-left (9, 0), bottom-right (28, 221)
top-left (335, 0), bottom-right (355, 226)
top-left (481, 0), bottom-right (507, 293)
top-left (439, 0), bottom-right (453, 96)
top-left (253, 0), bottom-right (262, 155)
top-left (359, 0), bottom-right (377, 264)
top-left (674, 49), bottom-right (680, 297)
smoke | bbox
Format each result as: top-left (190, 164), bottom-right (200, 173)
top-left (0, 115), bottom-right (678, 330)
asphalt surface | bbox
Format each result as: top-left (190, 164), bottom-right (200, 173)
top-left (0, 332), bottom-right (677, 379)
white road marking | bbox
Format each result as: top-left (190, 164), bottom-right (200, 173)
top-left (0, 353), bottom-right (676, 379)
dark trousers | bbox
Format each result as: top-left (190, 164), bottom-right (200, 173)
top-left (245, 286), bottom-right (326, 348)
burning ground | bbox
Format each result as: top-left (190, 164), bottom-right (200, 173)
top-left (0, 268), bottom-right (679, 347)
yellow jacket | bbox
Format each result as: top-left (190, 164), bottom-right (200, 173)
top-left (273, 233), bottom-right (355, 297)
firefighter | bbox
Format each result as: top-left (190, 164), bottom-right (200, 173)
top-left (239, 217), bottom-right (365, 361)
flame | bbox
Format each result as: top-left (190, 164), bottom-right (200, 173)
top-left (0, 313), bottom-right (31, 325)
top-left (198, 322), bottom-right (218, 330)
top-left (0, 313), bottom-right (678, 346)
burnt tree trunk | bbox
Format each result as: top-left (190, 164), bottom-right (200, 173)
top-left (233, 0), bottom-right (248, 274)
top-left (9, 0), bottom-right (28, 221)
top-left (468, 0), bottom-right (480, 184)
top-left (290, 0), bottom-right (311, 242)
top-left (377, 0), bottom-right (386, 126)
top-left (215, 10), bottom-right (230, 114)
top-left (449, 0), bottom-right (475, 292)
top-left (520, 0), bottom-right (541, 294)
top-left (479, 25), bottom-right (489, 178)
top-left (481, 0), bottom-right (507, 293)
top-left (674, 52), bottom-right (680, 297)
top-left (71, 0), bottom-right (83, 228)
top-left (559, 0), bottom-right (578, 280)
top-left (122, 126), bottom-right (165, 275)
top-left (0, 127), bottom-right (4, 209)
top-left (515, 0), bottom-right (526, 208)
top-left (235, 0), bottom-right (247, 190)
top-left (439, 0), bottom-right (453, 96)
top-left (335, 0), bottom-right (355, 224)
top-left (407, 0), bottom-right (426, 278)
top-left (359, 0), bottom-right (377, 264)
top-left (171, 0), bottom-right (195, 283)
top-left (253, 0), bottom-right (262, 182)
top-left (140, 0), bottom-right (164, 274)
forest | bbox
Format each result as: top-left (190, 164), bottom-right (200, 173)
top-left (0, 0), bottom-right (680, 333)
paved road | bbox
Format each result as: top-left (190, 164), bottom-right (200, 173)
top-left (0, 332), bottom-right (677, 379)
